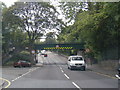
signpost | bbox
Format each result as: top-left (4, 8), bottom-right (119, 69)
top-left (31, 50), bottom-right (35, 54)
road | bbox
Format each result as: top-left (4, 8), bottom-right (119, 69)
top-left (2, 51), bottom-right (119, 90)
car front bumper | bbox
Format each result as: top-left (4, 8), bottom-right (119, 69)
top-left (70, 65), bottom-right (85, 69)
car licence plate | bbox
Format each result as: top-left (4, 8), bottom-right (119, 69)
top-left (76, 65), bottom-right (81, 67)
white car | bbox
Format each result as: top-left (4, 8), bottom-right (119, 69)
top-left (68, 55), bottom-right (86, 71)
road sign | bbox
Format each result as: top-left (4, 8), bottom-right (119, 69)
top-left (31, 50), bottom-right (35, 54)
top-left (35, 43), bottom-right (85, 50)
top-left (56, 45), bottom-right (59, 48)
top-left (43, 47), bottom-right (73, 50)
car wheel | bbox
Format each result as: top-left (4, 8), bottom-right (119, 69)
top-left (19, 65), bottom-right (22, 68)
top-left (82, 66), bottom-right (86, 71)
top-left (70, 66), bottom-right (72, 70)
top-left (68, 66), bottom-right (69, 69)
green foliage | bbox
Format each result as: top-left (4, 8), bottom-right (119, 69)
top-left (58, 2), bottom-right (119, 61)
top-left (18, 51), bottom-right (31, 61)
top-left (5, 51), bottom-right (31, 65)
top-left (12, 51), bottom-right (31, 62)
top-left (11, 2), bottom-right (63, 46)
top-left (2, 5), bottom-right (28, 55)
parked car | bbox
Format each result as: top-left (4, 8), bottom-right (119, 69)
top-left (68, 55), bottom-right (86, 71)
top-left (13, 60), bottom-right (31, 67)
top-left (44, 54), bottom-right (48, 57)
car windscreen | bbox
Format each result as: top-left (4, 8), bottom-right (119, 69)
top-left (72, 57), bottom-right (83, 61)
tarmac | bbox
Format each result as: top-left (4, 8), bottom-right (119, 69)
top-left (0, 53), bottom-right (119, 88)
top-left (59, 53), bottom-right (118, 78)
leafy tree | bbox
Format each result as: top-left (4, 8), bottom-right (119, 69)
top-left (45, 32), bottom-right (56, 44)
top-left (59, 2), bottom-right (85, 25)
top-left (11, 2), bottom-right (63, 51)
top-left (58, 2), bottom-right (120, 61)
top-left (2, 4), bottom-right (27, 56)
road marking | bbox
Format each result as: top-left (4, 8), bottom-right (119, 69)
top-left (72, 82), bottom-right (81, 89)
top-left (61, 70), bottom-right (64, 73)
top-left (12, 67), bottom-right (40, 82)
top-left (11, 80), bottom-right (15, 82)
top-left (115, 75), bottom-right (120, 79)
top-left (0, 77), bottom-right (11, 88)
top-left (60, 67), bottom-right (62, 70)
top-left (64, 74), bottom-right (70, 79)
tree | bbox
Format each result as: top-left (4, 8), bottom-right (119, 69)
top-left (45, 32), bottom-right (56, 44)
top-left (11, 2), bottom-right (63, 51)
top-left (2, 4), bottom-right (27, 55)
top-left (57, 2), bottom-right (120, 61)
top-left (59, 2), bottom-right (85, 25)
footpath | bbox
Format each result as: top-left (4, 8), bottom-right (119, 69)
top-left (35, 54), bottom-right (44, 67)
top-left (87, 64), bottom-right (117, 78)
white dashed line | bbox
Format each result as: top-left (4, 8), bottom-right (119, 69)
top-left (11, 67), bottom-right (40, 82)
top-left (11, 80), bottom-right (15, 82)
top-left (61, 70), bottom-right (64, 73)
top-left (54, 63), bottom-right (81, 89)
top-left (72, 82), bottom-right (81, 89)
top-left (60, 67), bottom-right (62, 70)
top-left (64, 74), bottom-right (70, 79)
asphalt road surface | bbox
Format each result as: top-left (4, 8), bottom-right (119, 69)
top-left (2, 51), bottom-right (119, 90)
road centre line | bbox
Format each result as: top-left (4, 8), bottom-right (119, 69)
top-left (0, 77), bottom-right (11, 88)
top-left (72, 82), bottom-right (81, 89)
top-left (61, 70), bottom-right (64, 73)
top-left (60, 67), bottom-right (62, 70)
top-left (11, 67), bottom-right (40, 82)
top-left (64, 74), bottom-right (70, 79)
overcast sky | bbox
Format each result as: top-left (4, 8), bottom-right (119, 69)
top-left (0, 0), bottom-right (119, 7)
top-left (0, 0), bottom-right (18, 7)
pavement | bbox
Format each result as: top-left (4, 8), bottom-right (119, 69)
top-left (87, 64), bottom-right (117, 78)
top-left (35, 54), bottom-right (44, 67)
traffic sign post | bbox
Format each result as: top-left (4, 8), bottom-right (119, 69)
top-left (31, 50), bottom-right (35, 54)
top-left (56, 45), bottom-right (59, 54)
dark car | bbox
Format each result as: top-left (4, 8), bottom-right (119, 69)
top-left (13, 60), bottom-right (31, 67)
top-left (44, 54), bottom-right (47, 57)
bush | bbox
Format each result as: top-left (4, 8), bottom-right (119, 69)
top-left (18, 51), bottom-right (31, 61)
top-left (5, 51), bottom-right (32, 65)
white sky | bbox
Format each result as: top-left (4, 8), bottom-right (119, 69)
top-left (0, 0), bottom-right (18, 7)
top-left (0, 0), bottom-right (119, 7)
